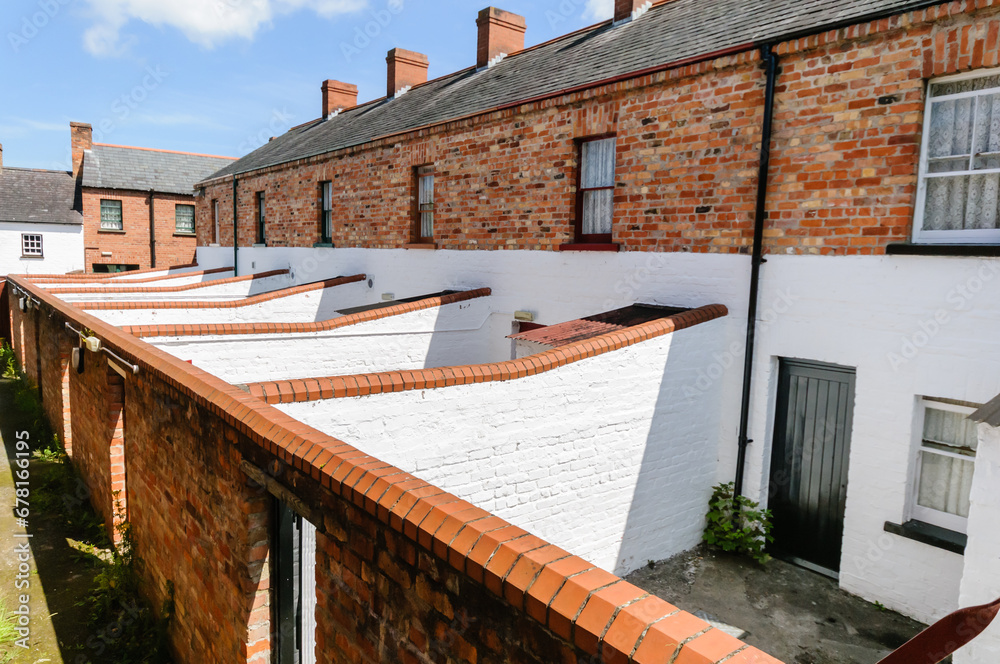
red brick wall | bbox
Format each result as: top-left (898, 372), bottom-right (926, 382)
top-left (199, 51), bottom-right (766, 253)
top-left (83, 189), bottom-right (198, 272)
top-left (198, 1), bottom-right (1000, 256)
top-left (12, 275), bottom-right (778, 664)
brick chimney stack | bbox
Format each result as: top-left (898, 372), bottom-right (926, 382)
top-left (70, 122), bottom-right (93, 178)
top-left (476, 7), bottom-right (526, 69)
top-left (614, 0), bottom-right (652, 23)
top-left (386, 48), bottom-right (429, 98)
top-left (322, 80), bottom-right (358, 118)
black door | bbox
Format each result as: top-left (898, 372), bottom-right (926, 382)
top-left (275, 502), bottom-right (317, 664)
top-left (768, 359), bottom-right (856, 574)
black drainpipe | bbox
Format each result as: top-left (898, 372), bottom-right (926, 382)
top-left (232, 177), bottom-right (239, 277)
top-left (734, 44), bottom-right (779, 498)
top-left (148, 191), bottom-right (156, 269)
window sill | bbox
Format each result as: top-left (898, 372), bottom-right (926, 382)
top-left (20, 255), bottom-right (44, 259)
top-left (174, 232), bottom-right (196, 238)
top-left (884, 520), bottom-right (966, 555)
top-left (313, 242), bottom-right (335, 248)
top-left (886, 243), bottom-right (1000, 257)
top-left (558, 243), bottom-right (620, 252)
top-left (98, 229), bottom-right (126, 234)
top-left (404, 243), bottom-right (437, 250)
top-left (208, 243), bottom-right (221, 247)
top-left (252, 243), bottom-right (267, 248)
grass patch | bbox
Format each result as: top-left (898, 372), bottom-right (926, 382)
top-left (0, 343), bottom-right (173, 663)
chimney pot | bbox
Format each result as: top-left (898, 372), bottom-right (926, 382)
top-left (614, 0), bottom-right (651, 24)
top-left (386, 48), bottom-right (429, 98)
top-left (69, 122), bottom-right (93, 179)
top-left (322, 80), bottom-right (358, 118)
top-left (476, 7), bottom-right (526, 69)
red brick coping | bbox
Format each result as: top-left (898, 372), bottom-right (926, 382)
top-left (77, 274), bottom-right (366, 311)
top-left (29, 266), bottom-right (233, 286)
top-left (23, 262), bottom-right (202, 282)
top-left (246, 305), bottom-right (727, 404)
top-left (43, 269), bottom-right (289, 295)
top-left (7, 275), bottom-right (778, 664)
top-left (123, 288), bottom-right (492, 339)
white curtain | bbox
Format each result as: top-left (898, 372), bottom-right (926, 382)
top-left (419, 174), bottom-right (434, 237)
top-left (581, 137), bottom-right (616, 235)
top-left (924, 92), bottom-right (1000, 231)
top-left (917, 407), bottom-right (978, 517)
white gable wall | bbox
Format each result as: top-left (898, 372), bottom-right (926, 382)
top-left (0, 222), bottom-right (83, 276)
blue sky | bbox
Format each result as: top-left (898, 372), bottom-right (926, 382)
top-left (0, 0), bottom-right (612, 171)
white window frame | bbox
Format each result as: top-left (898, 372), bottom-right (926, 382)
top-left (908, 398), bottom-right (978, 534)
top-left (21, 233), bottom-right (43, 257)
top-left (914, 67), bottom-right (1000, 244)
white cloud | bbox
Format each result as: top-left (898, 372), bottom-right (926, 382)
top-left (583, 0), bottom-right (614, 21)
top-left (82, 0), bottom-right (367, 56)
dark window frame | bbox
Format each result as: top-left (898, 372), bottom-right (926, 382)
top-left (320, 181), bottom-right (333, 243)
top-left (174, 203), bottom-right (196, 235)
top-left (574, 133), bottom-right (617, 244)
top-left (21, 233), bottom-right (43, 258)
top-left (211, 198), bottom-right (219, 244)
top-left (414, 164), bottom-right (435, 242)
top-left (100, 199), bottom-right (124, 231)
top-left (256, 191), bottom-right (266, 244)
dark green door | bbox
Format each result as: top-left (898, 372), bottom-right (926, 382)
top-left (768, 359), bottom-right (856, 574)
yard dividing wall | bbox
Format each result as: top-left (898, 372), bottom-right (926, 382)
top-left (278, 315), bottom-right (727, 576)
top-left (5, 274), bottom-right (781, 664)
top-left (149, 294), bottom-right (503, 384)
top-left (51, 270), bottom-right (293, 303)
top-left (955, 424), bottom-right (1000, 664)
top-left (34, 269), bottom-right (235, 290)
top-left (81, 277), bottom-right (372, 327)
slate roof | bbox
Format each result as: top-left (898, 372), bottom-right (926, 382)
top-left (206, 0), bottom-right (939, 182)
top-left (0, 167), bottom-right (82, 225)
top-left (509, 304), bottom-right (687, 347)
top-left (83, 144), bottom-right (235, 195)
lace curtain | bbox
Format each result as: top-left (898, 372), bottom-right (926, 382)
top-left (916, 406), bottom-right (978, 518)
top-left (581, 137), bottom-right (616, 235)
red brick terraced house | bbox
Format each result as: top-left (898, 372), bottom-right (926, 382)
top-left (70, 122), bottom-right (235, 273)
top-left (5, 0), bottom-right (1000, 663)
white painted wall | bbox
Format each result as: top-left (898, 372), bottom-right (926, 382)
top-left (35, 269), bottom-right (235, 290)
top-left (955, 424), bottom-right (1000, 664)
top-left (0, 222), bottom-right (83, 276)
top-left (191, 246), bottom-right (1000, 624)
top-left (151, 297), bottom-right (502, 384)
top-left (54, 272), bottom-right (294, 303)
top-left (278, 317), bottom-right (727, 576)
top-left (84, 279), bottom-right (373, 326)
top-left (747, 255), bottom-right (1000, 624)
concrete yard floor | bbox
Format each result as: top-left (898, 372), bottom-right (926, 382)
top-left (626, 545), bottom-right (930, 664)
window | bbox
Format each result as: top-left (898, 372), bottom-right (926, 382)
top-left (175, 204), bottom-right (195, 234)
top-left (100, 199), bottom-right (123, 231)
top-left (212, 199), bottom-right (219, 244)
top-left (910, 398), bottom-right (980, 533)
top-left (256, 192), bottom-right (266, 244)
top-left (916, 69), bottom-right (1000, 244)
top-left (416, 166), bottom-right (434, 241)
top-left (576, 135), bottom-right (617, 242)
top-left (21, 234), bottom-right (42, 257)
top-left (320, 181), bottom-right (333, 243)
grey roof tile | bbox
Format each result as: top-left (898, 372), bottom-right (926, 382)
top-left (206, 0), bottom-right (939, 181)
top-left (83, 145), bottom-right (235, 195)
top-left (0, 167), bottom-right (82, 225)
